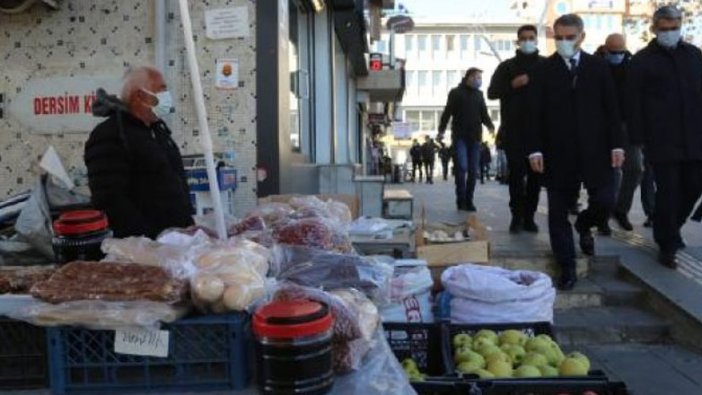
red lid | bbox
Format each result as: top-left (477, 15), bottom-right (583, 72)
top-left (253, 300), bottom-right (333, 339)
top-left (53, 210), bottom-right (109, 236)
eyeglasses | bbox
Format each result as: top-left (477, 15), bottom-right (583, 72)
top-left (554, 34), bottom-right (580, 41)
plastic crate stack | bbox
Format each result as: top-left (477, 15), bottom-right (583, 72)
top-left (0, 317), bottom-right (49, 390)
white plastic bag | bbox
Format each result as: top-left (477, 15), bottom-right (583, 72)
top-left (380, 260), bottom-right (434, 323)
top-left (442, 264), bottom-right (556, 324)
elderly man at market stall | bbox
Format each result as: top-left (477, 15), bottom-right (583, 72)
top-left (84, 66), bottom-right (194, 238)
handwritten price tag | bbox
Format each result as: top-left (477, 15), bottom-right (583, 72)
top-left (114, 328), bottom-right (170, 358)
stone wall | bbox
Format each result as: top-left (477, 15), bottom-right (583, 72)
top-left (0, 0), bottom-right (258, 215)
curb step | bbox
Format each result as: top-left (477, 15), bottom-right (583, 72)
top-left (554, 306), bottom-right (670, 346)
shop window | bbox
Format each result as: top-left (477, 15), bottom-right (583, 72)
top-left (288, 0), bottom-right (315, 154)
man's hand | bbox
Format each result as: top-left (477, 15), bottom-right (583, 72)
top-left (529, 154), bottom-right (544, 173)
top-left (612, 149), bottom-right (625, 168)
top-left (511, 74), bottom-right (529, 89)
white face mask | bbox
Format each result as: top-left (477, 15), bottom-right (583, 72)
top-left (519, 40), bottom-right (538, 54)
top-left (143, 89), bottom-right (173, 118)
top-left (556, 39), bottom-right (578, 58)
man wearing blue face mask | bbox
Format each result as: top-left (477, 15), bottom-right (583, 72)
top-left (85, 66), bottom-right (194, 238)
top-left (595, 34), bottom-right (641, 234)
top-left (527, 14), bottom-right (624, 290)
top-left (488, 24), bottom-right (546, 234)
top-left (627, 5), bottom-right (702, 269)
top-left (438, 68), bottom-right (495, 211)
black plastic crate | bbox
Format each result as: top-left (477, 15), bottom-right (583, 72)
top-left (383, 322), bottom-right (448, 377)
top-left (48, 313), bottom-right (250, 394)
top-left (476, 378), bottom-right (629, 395)
top-left (445, 322), bottom-right (555, 375)
top-left (0, 317), bottom-right (49, 389)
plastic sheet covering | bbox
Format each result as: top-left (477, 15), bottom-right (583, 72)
top-left (272, 245), bottom-right (393, 305)
top-left (10, 300), bottom-right (189, 330)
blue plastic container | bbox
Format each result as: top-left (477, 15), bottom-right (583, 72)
top-left (48, 313), bottom-right (250, 394)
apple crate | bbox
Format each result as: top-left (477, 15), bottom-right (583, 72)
top-left (47, 312), bottom-right (250, 394)
top-left (382, 322), bottom-right (448, 377)
top-left (475, 376), bottom-right (629, 395)
top-left (0, 317), bottom-right (49, 390)
top-left (444, 321), bottom-right (554, 375)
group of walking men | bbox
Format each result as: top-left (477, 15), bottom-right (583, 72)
top-left (437, 6), bottom-right (702, 291)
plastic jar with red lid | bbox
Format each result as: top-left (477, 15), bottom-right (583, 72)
top-left (51, 210), bottom-right (112, 265)
top-left (253, 299), bottom-right (334, 395)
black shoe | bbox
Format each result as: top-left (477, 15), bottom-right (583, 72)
top-left (598, 222), bottom-right (612, 236)
top-left (613, 212), bottom-right (634, 231)
top-left (509, 217), bottom-right (522, 234)
top-left (557, 269), bottom-right (578, 291)
top-left (523, 220), bottom-right (539, 233)
top-left (643, 217), bottom-right (653, 228)
top-left (466, 203), bottom-right (477, 212)
top-left (658, 251), bottom-right (678, 269)
top-left (457, 201), bottom-right (468, 211)
top-left (579, 232), bottom-right (595, 256)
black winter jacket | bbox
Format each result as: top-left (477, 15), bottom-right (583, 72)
top-left (439, 83), bottom-right (494, 142)
top-left (84, 112), bottom-right (194, 238)
top-left (627, 40), bottom-right (702, 163)
top-left (488, 50), bottom-right (546, 156)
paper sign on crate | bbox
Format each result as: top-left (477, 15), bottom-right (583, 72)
top-left (114, 327), bottom-right (170, 358)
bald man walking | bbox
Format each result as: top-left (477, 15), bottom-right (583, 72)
top-left (85, 66), bottom-right (194, 238)
top-left (596, 34), bottom-right (641, 232)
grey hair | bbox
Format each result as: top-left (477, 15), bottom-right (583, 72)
top-left (554, 14), bottom-right (584, 33)
top-left (120, 66), bottom-right (161, 103)
top-left (653, 5), bottom-right (682, 24)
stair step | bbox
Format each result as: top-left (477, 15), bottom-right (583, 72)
top-left (554, 306), bottom-right (670, 346)
top-left (491, 254), bottom-right (590, 279)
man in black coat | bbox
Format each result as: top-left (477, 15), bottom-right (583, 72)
top-left (438, 68), bottom-right (495, 211)
top-left (488, 24), bottom-right (545, 233)
top-left (528, 14), bottom-right (624, 290)
top-left (627, 6), bottom-right (702, 269)
top-left (409, 139), bottom-right (423, 183)
top-left (438, 142), bottom-right (452, 181)
top-left (84, 66), bottom-right (194, 239)
top-left (421, 136), bottom-right (440, 184)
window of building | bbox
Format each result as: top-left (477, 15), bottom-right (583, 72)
top-left (418, 35), bottom-right (428, 52)
top-left (607, 15), bottom-right (614, 29)
top-left (406, 70), bottom-right (416, 95)
top-left (420, 110), bottom-right (436, 131)
top-left (474, 35), bottom-right (482, 52)
top-left (432, 35), bottom-right (442, 58)
top-left (460, 35), bottom-right (470, 52)
top-left (405, 35), bottom-right (414, 53)
top-left (418, 71), bottom-right (429, 90)
top-left (432, 71), bottom-right (443, 94)
top-left (288, 0), bottom-right (315, 153)
top-left (596, 15), bottom-right (602, 29)
top-left (446, 35), bottom-right (455, 53)
top-left (406, 110), bottom-right (420, 132)
top-left (447, 70), bottom-right (461, 88)
top-left (376, 40), bottom-right (387, 53)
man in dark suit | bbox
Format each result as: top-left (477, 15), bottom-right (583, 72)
top-left (438, 68), bottom-right (495, 211)
top-left (627, 6), bottom-right (702, 269)
top-left (488, 24), bottom-right (546, 234)
top-left (528, 14), bottom-right (625, 290)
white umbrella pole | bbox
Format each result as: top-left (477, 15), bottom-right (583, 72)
top-left (178, 0), bottom-right (228, 240)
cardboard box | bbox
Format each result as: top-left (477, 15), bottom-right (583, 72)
top-left (258, 194), bottom-right (360, 219)
top-left (418, 240), bottom-right (490, 266)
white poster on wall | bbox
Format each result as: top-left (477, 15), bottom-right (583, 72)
top-left (215, 59), bottom-right (239, 90)
top-left (205, 7), bottom-right (250, 40)
top-left (392, 122), bottom-right (412, 140)
top-left (8, 76), bottom-right (122, 134)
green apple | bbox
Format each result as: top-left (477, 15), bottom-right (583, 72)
top-left (457, 360), bottom-right (484, 374)
top-left (472, 336), bottom-right (496, 350)
top-left (476, 343), bottom-right (502, 359)
top-left (567, 351), bottom-right (591, 371)
top-left (487, 360), bottom-right (513, 378)
top-left (522, 352), bottom-right (549, 367)
top-left (499, 329), bottom-right (526, 346)
top-left (472, 368), bottom-right (496, 379)
top-left (455, 348), bottom-right (485, 368)
top-left (401, 358), bottom-right (418, 371)
top-left (453, 333), bottom-right (473, 349)
top-left (485, 351), bottom-right (512, 366)
top-left (501, 344), bottom-right (526, 366)
top-left (474, 329), bottom-right (498, 345)
top-left (548, 343), bottom-right (565, 366)
top-left (536, 334), bottom-right (554, 343)
top-left (559, 357), bottom-right (588, 376)
top-left (539, 365), bottom-right (559, 377)
top-left (514, 364), bottom-right (542, 378)
top-left (525, 337), bottom-right (550, 353)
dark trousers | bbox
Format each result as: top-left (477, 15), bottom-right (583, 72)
top-left (547, 177), bottom-right (615, 270)
top-left (441, 159), bottom-right (450, 181)
top-left (641, 160), bottom-right (656, 218)
top-left (454, 138), bottom-right (481, 205)
top-left (614, 145), bottom-right (643, 216)
top-left (508, 154), bottom-right (541, 221)
top-left (424, 161), bottom-right (435, 183)
top-left (412, 161), bottom-right (423, 182)
top-left (480, 164), bottom-right (490, 183)
top-left (652, 161), bottom-right (702, 253)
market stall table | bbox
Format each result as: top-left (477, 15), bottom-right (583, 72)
top-left (351, 222), bottom-right (416, 258)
